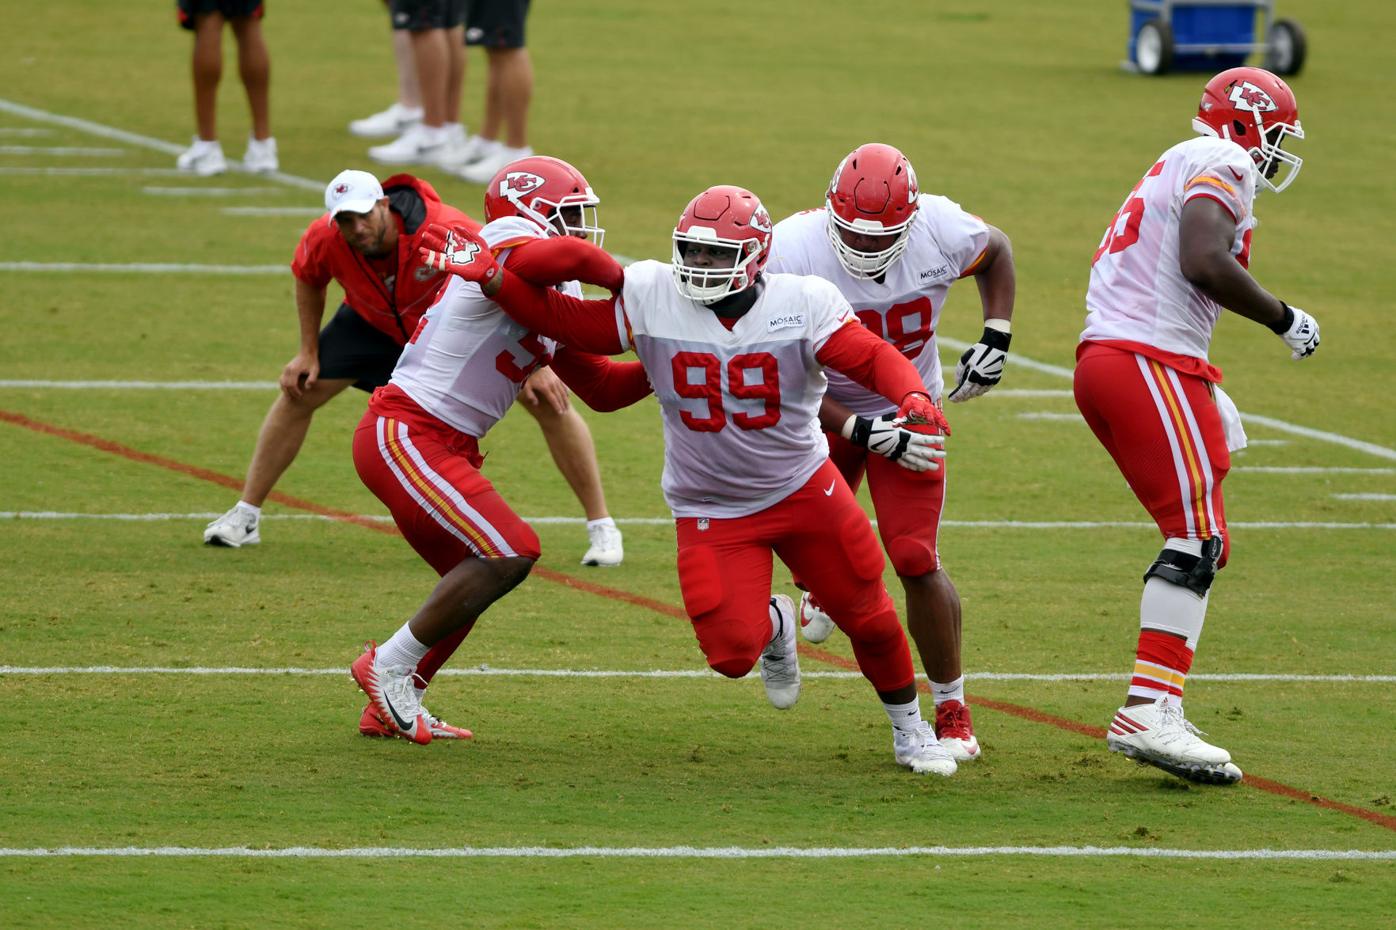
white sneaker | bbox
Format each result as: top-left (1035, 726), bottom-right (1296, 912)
top-left (350, 644), bottom-right (430, 745)
top-left (455, 143), bottom-right (533, 184)
top-left (581, 521), bottom-right (624, 567)
top-left (368, 124), bottom-right (449, 166)
top-left (759, 595), bottom-right (800, 709)
top-left (798, 591), bottom-right (836, 644)
top-left (203, 506), bottom-right (260, 548)
top-left (175, 137), bottom-right (226, 176)
top-left (349, 102), bottom-right (423, 139)
top-left (242, 136), bottom-right (278, 174)
top-left (432, 124), bottom-right (481, 170)
top-left (1107, 698), bottom-right (1243, 784)
top-left (893, 721), bottom-right (958, 776)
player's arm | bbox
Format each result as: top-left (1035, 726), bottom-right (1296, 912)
top-left (420, 224), bottom-right (628, 355)
top-left (948, 224), bottom-right (1016, 402)
top-left (550, 346), bottom-right (653, 412)
top-left (815, 322), bottom-right (950, 434)
top-left (819, 395), bottom-right (944, 473)
top-left (503, 236), bottom-right (625, 292)
top-left (1179, 198), bottom-right (1319, 359)
top-left (282, 276), bottom-right (329, 399)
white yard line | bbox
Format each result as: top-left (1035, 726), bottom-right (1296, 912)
top-left (0, 844), bottom-right (1390, 861)
top-left (1233, 466), bottom-right (1395, 475)
top-left (1, 665), bottom-right (1390, 683)
top-left (2, 512), bottom-right (1393, 530)
top-left (1333, 493), bottom-right (1396, 502)
top-left (0, 262), bottom-right (285, 274)
top-left (0, 127), bottom-right (52, 136)
top-left (0, 380), bottom-right (279, 389)
top-left (0, 144), bottom-right (124, 156)
top-left (142, 186), bottom-right (280, 197)
top-left (0, 167), bottom-right (189, 176)
top-left (221, 206), bottom-right (324, 216)
top-left (1016, 412), bottom-right (1084, 421)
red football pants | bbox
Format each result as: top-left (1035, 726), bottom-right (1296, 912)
top-left (675, 459), bottom-right (916, 693)
top-left (1074, 343), bottom-right (1230, 566)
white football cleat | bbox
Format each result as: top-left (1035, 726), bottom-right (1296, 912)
top-left (350, 643), bottom-right (430, 745)
top-left (242, 136), bottom-right (278, 174)
top-left (893, 720), bottom-right (958, 776)
top-left (368, 124), bottom-right (448, 166)
top-left (203, 506), bottom-right (260, 548)
top-left (759, 595), bottom-right (800, 709)
top-left (581, 521), bottom-right (624, 567)
top-left (798, 591), bottom-right (836, 644)
top-left (1107, 698), bottom-right (1242, 784)
top-left (455, 143), bottom-right (533, 184)
top-left (360, 702), bottom-right (472, 740)
top-left (934, 699), bottom-right (981, 762)
top-left (349, 102), bottom-right (423, 139)
top-left (175, 137), bottom-right (227, 176)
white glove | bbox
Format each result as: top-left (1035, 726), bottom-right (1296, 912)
top-left (948, 321), bottom-right (1011, 402)
top-left (842, 414), bottom-right (946, 473)
top-left (1271, 302), bottom-right (1319, 360)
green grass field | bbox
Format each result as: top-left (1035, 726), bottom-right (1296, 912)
top-left (2, 1), bottom-right (1394, 927)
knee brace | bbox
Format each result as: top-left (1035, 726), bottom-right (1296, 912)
top-left (1143, 536), bottom-right (1222, 596)
top-left (887, 534), bottom-right (937, 577)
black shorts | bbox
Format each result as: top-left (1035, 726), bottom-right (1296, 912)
top-left (389, 0), bottom-right (467, 31)
top-left (177, 0), bottom-right (264, 30)
top-left (317, 304), bottom-right (404, 392)
top-left (465, 0), bottom-right (530, 48)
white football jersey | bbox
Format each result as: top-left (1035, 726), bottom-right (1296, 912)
top-left (767, 194), bottom-right (989, 413)
top-left (390, 216), bottom-right (577, 437)
top-left (616, 260), bottom-right (859, 518)
top-left (1082, 136), bottom-right (1258, 359)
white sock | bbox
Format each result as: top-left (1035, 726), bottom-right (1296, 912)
top-left (883, 697), bottom-right (924, 733)
top-left (377, 622), bottom-right (429, 671)
top-left (586, 517), bottom-right (616, 531)
top-left (930, 675), bottom-right (965, 705)
top-left (235, 501), bottom-right (261, 518)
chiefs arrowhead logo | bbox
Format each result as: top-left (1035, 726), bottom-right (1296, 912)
top-left (749, 205), bottom-right (772, 234)
top-left (333, 183), bottom-right (350, 195)
top-left (1228, 81), bottom-right (1276, 113)
top-left (500, 171), bottom-right (546, 200)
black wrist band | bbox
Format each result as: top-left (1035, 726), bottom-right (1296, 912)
top-left (981, 326), bottom-right (1012, 351)
top-left (849, 415), bottom-right (873, 448)
top-left (1267, 301), bottom-right (1295, 335)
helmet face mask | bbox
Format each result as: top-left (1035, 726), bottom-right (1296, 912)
top-left (1192, 67), bottom-right (1304, 193)
top-left (825, 143), bottom-right (919, 278)
top-left (484, 156), bottom-right (606, 246)
top-left (671, 186), bottom-right (772, 305)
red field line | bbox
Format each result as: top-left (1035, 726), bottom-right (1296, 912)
top-left (6, 406), bottom-right (1394, 834)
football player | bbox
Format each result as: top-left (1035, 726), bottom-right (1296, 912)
top-left (422, 185), bottom-right (960, 775)
top-left (763, 143), bottom-right (1018, 762)
top-left (1075, 67), bottom-right (1319, 784)
top-left (350, 156), bottom-right (652, 744)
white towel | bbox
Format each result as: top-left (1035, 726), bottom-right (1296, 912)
top-left (1213, 385), bottom-right (1248, 452)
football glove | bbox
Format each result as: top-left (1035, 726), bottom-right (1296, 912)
top-left (1269, 301), bottom-right (1319, 360)
top-left (948, 322), bottom-right (1011, 402)
top-left (842, 414), bottom-right (946, 472)
top-left (418, 223), bottom-right (499, 283)
top-left (895, 391), bottom-right (951, 436)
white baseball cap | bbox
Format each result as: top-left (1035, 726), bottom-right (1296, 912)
top-left (324, 169), bottom-right (384, 218)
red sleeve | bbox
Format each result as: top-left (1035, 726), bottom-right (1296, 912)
top-left (549, 346), bottom-right (652, 412)
top-left (814, 321), bottom-right (928, 406)
top-left (493, 268), bottom-right (627, 355)
top-left (290, 220), bottom-right (334, 288)
top-left (503, 236), bottom-right (625, 292)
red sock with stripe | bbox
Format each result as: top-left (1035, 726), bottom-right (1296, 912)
top-left (1128, 629), bottom-right (1194, 705)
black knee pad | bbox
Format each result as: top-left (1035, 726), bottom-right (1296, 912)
top-left (1143, 537), bottom-right (1222, 596)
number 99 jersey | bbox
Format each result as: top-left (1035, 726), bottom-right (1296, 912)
top-left (1082, 136), bottom-right (1258, 363)
top-left (765, 195), bottom-right (989, 412)
top-left (617, 260), bottom-right (859, 519)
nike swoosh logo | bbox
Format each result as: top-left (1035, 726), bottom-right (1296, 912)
top-left (823, 480), bottom-right (836, 496)
top-left (1228, 167), bottom-right (1244, 181)
top-left (382, 693), bottom-right (414, 732)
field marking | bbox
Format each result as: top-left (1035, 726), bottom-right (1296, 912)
top-left (4, 512), bottom-right (1393, 530)
top-left (2, 665), bottom-right (1391, 684)
top-left (0, 262), bottom-right (285, 275)
top-left (1244, 439), bottom-right (1290, 446)
top-left (142, 186), bottom-right (280, 197)
top-left (0, 167), bottom-right (188, 177)
top-left (1235, 466), bottom-right (1395, 475)
top-left (1016, 412), bottom-right (1084, 422)
top-left (0, 380), bottom-right (279, 390)
top-left (221, 206), bottom-right (324, 216)
top-left (1, 845), bottom-right (1391, 861)
top-left (0, 144), bottom-right (125, 156)
top-left (987, 389), bottom-right (1074, 398)
top-left (1333, 493), bottom-right (1396, 502)
top-left (2, 407), bottom-right (1393, 836)
top-left (0, 127), bottom-right (52, 136)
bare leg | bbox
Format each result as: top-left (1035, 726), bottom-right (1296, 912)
top-left (517, 395), bottom-right (609, 521)
top-left (409, 29), bottom-right (450, 128)
top-left (406, 556), bottom-right (534, 645)
top-left (228, 17), bottom-right (271, 140)
top-left (391, 28), bottom-right (421, 108)
top-left (444, 25), bottom-right (465, 124)
top-left (238, 378), bottom-right (355, 506)
top-left (484, 48), bottom-right (532, 148)
top-left (191, 13), bottom-right (225, 140)
top-left (901, 569), bottom-right (963, 683)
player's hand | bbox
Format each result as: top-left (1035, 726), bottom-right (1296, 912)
top-left (845, 414), bottom-right (946, 472)
top-left (895, 391), bottom-right (951, 436)
top-left (1272, 302), bottom-right (1319, 360)
top-left (519, 366), bottom-right (570, 415)
top-left (279, 352), bottom-right (319, 400)
top-left (419, 223), bottom-right (499, 283)
top-left (948, 324), bottom-right (1011, 402)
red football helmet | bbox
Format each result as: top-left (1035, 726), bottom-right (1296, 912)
top-left (825, 143), bottom-right (920, 278)
top-left (1193, 67), bottom-right (1304, 193)
top-left (671, 185), bottom-right (773, 304)
top-left (483, 155), bottom-right (605, 245)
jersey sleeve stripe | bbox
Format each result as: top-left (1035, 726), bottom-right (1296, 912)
top-left (958, 246), bottom-right (989, 278)
top-left (1182, 190), bottom-right (1239, 223)
top-left (1185, 175), bottom-right (1237, 197)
